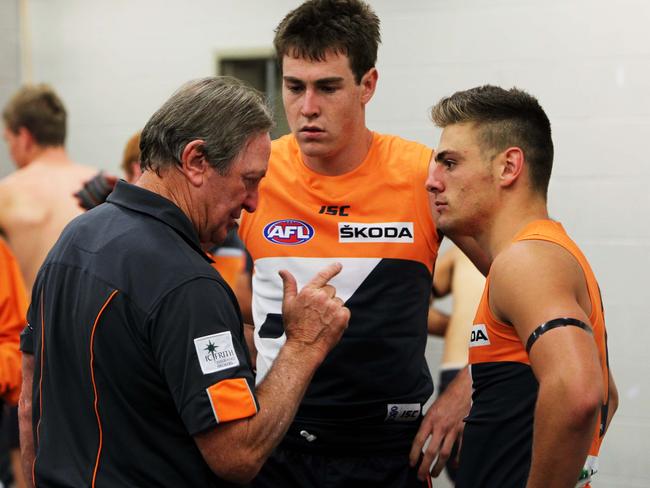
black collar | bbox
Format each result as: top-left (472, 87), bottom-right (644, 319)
top-left (107, 181), bottom-right (212, 263)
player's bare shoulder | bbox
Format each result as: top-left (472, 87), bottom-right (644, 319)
top-left (0, 161), bottom-right (98, 236)
top-left (489, 239), bottom-right (587, 326)
top-left (18, 161), bottom-right (97, 196)
top-left (0, 169), bottom-right (27, 226)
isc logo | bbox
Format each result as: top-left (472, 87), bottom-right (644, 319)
top-left (263, 219), bottom-right (315, 245)
top-left (385, 403), bottom-right (421, 422)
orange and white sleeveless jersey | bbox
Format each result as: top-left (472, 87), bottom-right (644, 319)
top-left (239, 133), bottom-right (438, 444)
top-left (458, 220), bottom-right (611, 488)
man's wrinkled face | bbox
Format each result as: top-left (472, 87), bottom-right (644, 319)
top-left (200, 132), bottom-right (271, 247)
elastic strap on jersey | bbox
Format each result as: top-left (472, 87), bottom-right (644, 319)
top-left (526, 317), bottom-right (592, 354)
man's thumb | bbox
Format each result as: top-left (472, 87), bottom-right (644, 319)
top-left (279, 269), bottom-right (297, 301)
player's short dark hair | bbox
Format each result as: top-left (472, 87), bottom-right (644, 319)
top-left (431, 85), bottom-right (554, 197)
top-left (274, 0), bottom-right (381, 83)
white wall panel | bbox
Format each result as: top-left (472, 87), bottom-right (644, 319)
top-left (0, 0), bottom-right (20, 178)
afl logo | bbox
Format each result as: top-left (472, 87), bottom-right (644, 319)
top-left (263, 219), bottom-right (315, 245)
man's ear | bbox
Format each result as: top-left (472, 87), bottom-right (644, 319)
top-left (17, 127), bottom-right (34, 150)
top-left (360, 67), bottom-right (378, 105)
top-left (499, 146), bottom-right (525, 188)
top-left (179, 140), bottom-right (208, 187)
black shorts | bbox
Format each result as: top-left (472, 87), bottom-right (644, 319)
top-left (252, 446), bottom-right (431, 488)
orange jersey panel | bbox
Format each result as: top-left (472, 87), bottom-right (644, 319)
top-left (0, 238), bottom-right (27, 404)
top-left (209, 251), bottom-right (246, 291)
top-left (239, 133), bottom-right (438, 267)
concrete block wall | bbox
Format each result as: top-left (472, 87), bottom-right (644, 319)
top-left (0, 1), bottom-right (647, 486)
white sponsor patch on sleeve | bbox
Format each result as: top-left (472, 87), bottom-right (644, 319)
top-left (194, 331), bottom-right (239, 374)
top-left (469, 324), bottom-right (491, 347)
top-left (385, 403), bottom-right (421, 422)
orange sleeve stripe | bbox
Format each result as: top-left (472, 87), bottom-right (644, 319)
top-left (207, 378), bottom-right (257, 423)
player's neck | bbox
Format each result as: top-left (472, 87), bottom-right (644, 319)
top-left (27, 146), bottom-right (72, 167)
top-left (481, 196), bottom-right (549, 261)
top-left (302, 128), bottom-right (373, 176)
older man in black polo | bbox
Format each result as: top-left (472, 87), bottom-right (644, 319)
top-left (19, 77), bottom-right (350, 487)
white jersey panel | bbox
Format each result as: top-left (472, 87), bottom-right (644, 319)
top-left (252, 256), bottom-right (381, 383)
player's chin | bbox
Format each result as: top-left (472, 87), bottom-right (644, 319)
top-left (435, 217), bottom-right (457, 236)
top-left (296, 137), bottom-right (328, 154)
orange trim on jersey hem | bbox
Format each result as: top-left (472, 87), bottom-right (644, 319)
top-left (90, 290), bottom-right (119, 488)
top-left (207, 378), bottom-right (257, 423)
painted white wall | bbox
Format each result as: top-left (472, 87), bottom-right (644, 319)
top-left (1, 0), bottom-right (648, 486)
top-left (0, 0), bottom-right (20, 178)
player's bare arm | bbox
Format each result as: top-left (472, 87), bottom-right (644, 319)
top-left (489, 240), bottom-right (604, 488)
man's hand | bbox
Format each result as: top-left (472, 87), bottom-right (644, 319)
top-left (194, 263), bottom-right (350, 483)
top-left (409, 367), bottom-right (472, 481)
top-left (280, 262), bottom-right (350, 362)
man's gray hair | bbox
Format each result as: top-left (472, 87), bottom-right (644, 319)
top-left (140, 77), bottom-right (273, 175)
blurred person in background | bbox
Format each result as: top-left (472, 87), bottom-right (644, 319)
top-left (120, 130), bottom-right (143, 184)
top-left (0, 84), bottom-right (98, 292)
top-left (428, 245), bottom-right (485, 484)
top-left (1, 83), bottom-right (100, 488)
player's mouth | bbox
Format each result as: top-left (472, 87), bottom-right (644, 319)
top-left (299, 126), bottom-right (325, 138)
top-left (434, 201), bottom-right (448, 212)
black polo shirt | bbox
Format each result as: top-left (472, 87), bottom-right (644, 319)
top-left (21, 181), bottom-right (257, 487)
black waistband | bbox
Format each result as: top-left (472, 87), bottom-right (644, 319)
top-left (281, 412), bottom-right (423, 455)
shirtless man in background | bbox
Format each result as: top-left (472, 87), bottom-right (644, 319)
top-left (1, 84), bottom-right (98, 488)
top-left (433, 246), bottom-right (485, 384)
top-left (1, 84), bottom-right (97, 293)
